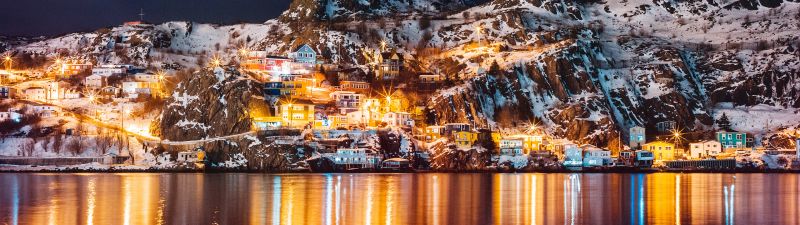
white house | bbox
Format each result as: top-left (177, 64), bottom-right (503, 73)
top-left (84, 74), bottom-right (106, 88)
top-left (122, 81), bottom-right (158, 98)
top-left (91, 66), bottom-right (127, 77)
top-left (329, 91), bottom-right (363, 114)
top-left (689, 140), bottom-right (722, 159)
top-left (134, 73), bottom-right (159, 82)
top-left (382, 112), bottom-right (414, 127)
top-left (499, 138), bottom-right (524, 156)
top-left (583, 149), bottom-right (612, 167)
top-left (24, 87), bottom-right (46, 101)
top-left (63, 89), bottom-right (81, 99)
top-left (629, 126), bottom-right (646, 149)
top-left (0, 111), bottom-right (22, 122)
top-left (30, 104), bottom-right (60, 118)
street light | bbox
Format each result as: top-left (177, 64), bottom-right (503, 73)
top-left (3, 55), bottom-right (12, 70)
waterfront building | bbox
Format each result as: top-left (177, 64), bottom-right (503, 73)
top-left (716, 131), bottom-right (747, 150)
top-left (643, 141), bottom-right (676, 161)
top-left (689, 140), bottom-right (722, 159)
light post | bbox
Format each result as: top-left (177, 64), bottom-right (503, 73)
top-left (475, 25), bottom-right (483, 46)
top-left (3, 55), bottom-right (12, 70)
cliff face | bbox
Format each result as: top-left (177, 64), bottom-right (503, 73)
top-left (159, 68), bottom-right (257, 141)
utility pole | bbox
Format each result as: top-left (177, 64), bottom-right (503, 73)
top-left (138, 8), bottom-right (145, 21)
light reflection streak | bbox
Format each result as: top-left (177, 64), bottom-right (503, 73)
top-left (336, 176), bottom-right (341, 225)
top-left (564, 174), bottom-right (581, 225)
top-left (272, 176), bottom-right (281, 225)
top-left (47, 181), bottom-right (58, 225)
top-left (676, 175), bottom-right (681, 225)
top-left (724, 180), bottom-right (735, 225)
top-left (325, 175), bottom-right (333, 225)
top-left (123, 176), bottom-right (131, 225)
top-left (531, 175), bottom-right (537, 225)
top-left (385, 177), bottom-right (394, 225)
top-left (432, 175), bottom-right (439, 225)
top-left (516, 175), bottom-right (521, 225)
top-left (639, 174), bottom-right (645, 225)
top-left (365, 176), bottom-right (374, 225)
top-left (87, 178), bottom-right (96, 225)
top-left (11, 176), bottom-right (19, 225)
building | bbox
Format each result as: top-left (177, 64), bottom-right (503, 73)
top-left (377, 51), bottom-right (403, 80)
top-left (418, 73), bottom-right (442, 91)
top-left (288, 44), bottom-right (317, 65)
top-left (134, 73), bottom-right (159, 82)
top-left (583, 149), bottom-right (612, 167)
top-left (330, 91), bottom-right (363, 114)
top-left (796, 139), bottom-right (800, 157)
top-left (454, 131), bottom-right (479, 149)
top-left (24, 88), bottom-right (46, 101)
top-left (30, 104), bottom-right (60, 118)
top-left (177, 150), bottom-right (206, 163)
top-left (545, 138), bottom-right (577, 156)
top-left (563, 144), bottom-right (583, 167)
top-left (656, 121), bottom-right (676, 132)
top-left (499, 138), bottom-right (524, 156)
top-left (122, 81), bottom-right (159, 98)
top-left (382, 112), bottom-right (414, 127)
top-left (444, 123), bottom-right (471, 136)
top-left (60, 63), bottom-right (93, 76)
top-left (84, 74), bottom-right (106, 88)
top-left (629, 126), bottom-right (646, 149)
top-left (244, 52), bottom-right (294, 77)
top-left (689, 140), bottom-right (722, 159)
top-left (716, 131), bottom-right (747, 150)
top-left (0, 111), bottom-right (22, 122)
top-left (425, 126), bottom-right (445, 141)
top-left (91, 66), bottom-right (127, 77)
top-left (63, 89), bottom-right (81, 99)
top-left (0, 86), bottom-right (10, 98)
top-left (279, 99), bottom-right (316, 128)
top-left (340, 81), bottom-right (371, 93)
top-left (643, 141), bottom-right (676, 161)
top-left (507, 134), bottom-right (544, 152)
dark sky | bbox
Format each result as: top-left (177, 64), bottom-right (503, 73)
top-left (0, 0), bottom-right (292, 37)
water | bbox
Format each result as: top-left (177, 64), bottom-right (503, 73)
top-left (0, 173), bottom-right (798, 225)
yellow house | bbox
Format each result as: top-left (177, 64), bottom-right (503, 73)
top-left (425, 126), bottom-right (445, 141)
top-left (643, 141), bottom-right (676, 161)
top-left (279, 99), bottom-right (316, 128)
top-left (454, 131), bottom-right (479, 149)
top-left (508, 134), bottom-right (544, 152)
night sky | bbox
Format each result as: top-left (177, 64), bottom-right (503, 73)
top-left (0, 0), bottom-right (293, 37)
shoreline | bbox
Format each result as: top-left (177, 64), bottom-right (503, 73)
top-left (2, 166), bottom-right (798, 174)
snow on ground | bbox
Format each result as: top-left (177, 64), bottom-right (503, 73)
top-left (714, 103), bottom-right (800, 134)
top-left (498, 155), bottom-right (529, 169)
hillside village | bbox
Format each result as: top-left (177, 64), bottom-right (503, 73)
top-left (1, 0), bottom-right (800, 172)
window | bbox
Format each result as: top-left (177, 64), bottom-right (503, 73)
top-left (736, 134), bottom-right (742, 140)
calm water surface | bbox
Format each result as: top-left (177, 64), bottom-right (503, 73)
top-left (0, 173), bottom-right (798, 225)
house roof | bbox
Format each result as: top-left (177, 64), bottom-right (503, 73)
top-left (293, 44), bottom-right (314, 52)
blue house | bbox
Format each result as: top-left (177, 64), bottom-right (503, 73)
top-left (289, 44), bottom-right (317, 65)
top-left (716, 131), bottom-right (747, 150)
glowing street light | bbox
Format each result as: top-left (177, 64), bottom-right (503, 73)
top-left (3, 55), bottom-right (12, 70)
top-left (380, 40), bottom-right (387, 52)
top-left (209, 55), bottom-right (223, 68)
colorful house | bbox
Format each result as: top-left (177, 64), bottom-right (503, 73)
top-left (454, 131), bottom-right (479, 149)
top-left (279, 99), bottom-right (316, 128)
top-left (382, 112), bottom-right (414, 127)
top-left (629, 126), bottom-right (646, 149)
top-left (425, 126), bottom-right (444, 141)
top-left (507, 134), bottom-right (544, 152)
top-left (716, 131), bottom-right (747, 150)
top-left (377, 51), bottom-right (403, 80)
top-left (288, 44), bottom-right (317, 65)
top-left (340, 81), bottom-right (371, 93)
top-left (643, 141), bottom-right (676, 161)
top-left (499, 138), bottom-right (524, 156)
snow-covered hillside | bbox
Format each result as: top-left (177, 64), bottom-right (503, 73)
top-left (4, 0), bottom-right (800, 149)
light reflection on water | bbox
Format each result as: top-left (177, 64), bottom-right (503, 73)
top-left (0, 173), bottom-right (798, 225)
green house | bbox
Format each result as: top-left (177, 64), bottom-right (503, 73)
top-left (716, 131), bottom-right (746, 149)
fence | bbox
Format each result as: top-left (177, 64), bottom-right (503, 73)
top-left (665, 158), bottom-right (737, 169)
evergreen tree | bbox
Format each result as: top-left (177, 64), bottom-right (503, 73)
top-left (716, 113), bottom-right (732, 131)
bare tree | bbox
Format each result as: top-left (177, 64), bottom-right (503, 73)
top-left (20, 139), bottom-right (36, 157)
top-left (38, 136), bottom-right (51, 153)
top-left (95, 129), bottom-right (114, 155)
top-left (52, 132), bottom-right (63, 154)
top-left (67, 138), bottom-right (83, 156)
